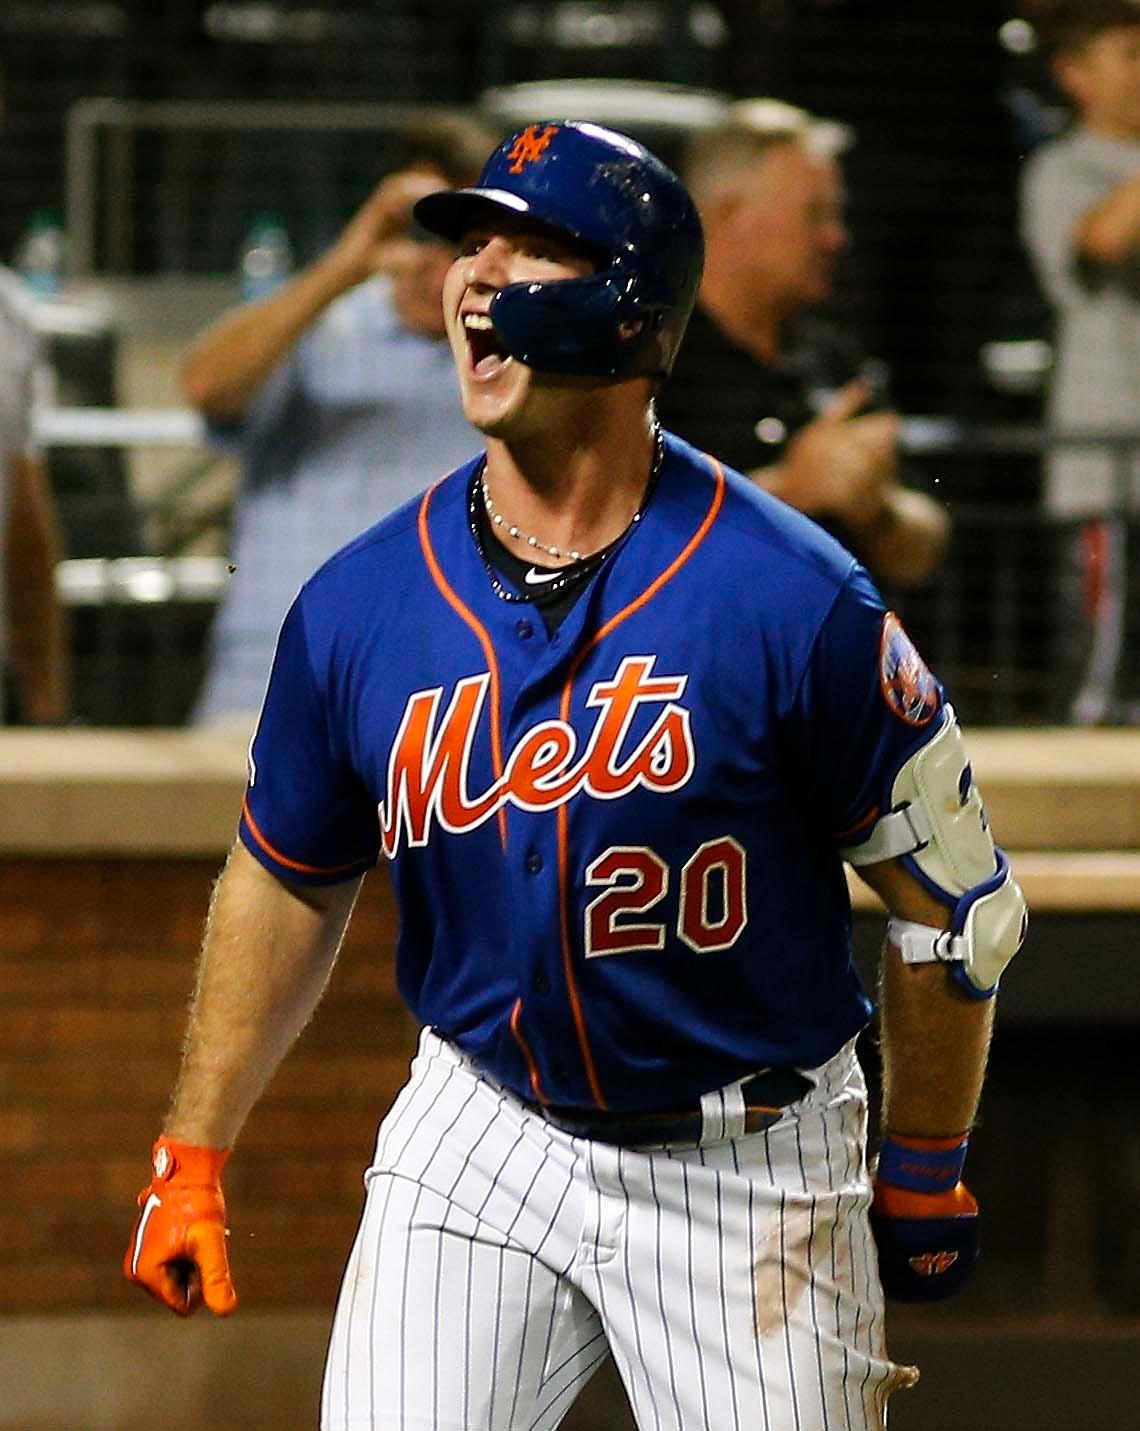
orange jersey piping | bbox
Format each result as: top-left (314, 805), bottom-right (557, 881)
top-left (241, 796), bottom-right (373, 877)
top-left (509, 998), bottom-right (549, 1104)
top-left (417, 481), bottom-right (508, 849)
top-left (556, 453), bottom-right (727, 1109)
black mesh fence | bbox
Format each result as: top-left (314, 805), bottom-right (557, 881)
top-left (5, 3), bottom-right (1135, 727)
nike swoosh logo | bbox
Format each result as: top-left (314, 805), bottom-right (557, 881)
top-left (524, 567), bottom-right (561, 585)
top-left (131, 1192), bottom-right (163, 1274)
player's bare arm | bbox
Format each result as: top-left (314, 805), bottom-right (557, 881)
top-left (855, 856), bottom-right (994, 1137)
top-left (124, 845), bottom-right (361, 1316)
top-left (165, 842), bottom-right (362, 1148)
top-left (841, 700), bottom-right (1026, 1301)
top-left (857, 848), bottom-right (1004, 1303)
top-left (180, 170), bottom-right (443, 422)
top-left (867, 853), bottom-right (999, 1303)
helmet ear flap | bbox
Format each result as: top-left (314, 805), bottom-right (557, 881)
top-left (489, 266), bottom-right (660, 378)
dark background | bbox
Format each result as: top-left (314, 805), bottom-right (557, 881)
top-left (1, 0), bottom-right (1054, 419)
top-left (3, 2), bottom-right (1072, 728)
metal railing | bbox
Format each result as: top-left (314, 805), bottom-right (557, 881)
top-left (32, 405), bottom-right (1140, 728)
top-left (64, 98), bottom-right (485, 275)
top-left (63, 86), bottom-right (729, 277)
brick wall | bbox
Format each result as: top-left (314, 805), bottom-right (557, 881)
top-left (6, 854), bottom-right (1140, 1431)
top-left (1, 857), bottom-right (419, 1313)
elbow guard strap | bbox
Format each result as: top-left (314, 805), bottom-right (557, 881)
top-left (842, 705), bottom-right (1027, 996)
top-left (886, 851), bottom-right (1024, 998)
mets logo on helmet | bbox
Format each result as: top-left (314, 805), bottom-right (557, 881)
top-left (879, 611), bottom-right (939, 727)
top-left (506, 124), bottom-right (560, 174)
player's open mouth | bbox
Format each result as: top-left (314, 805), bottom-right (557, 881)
top-left (463, 313), bottom-right (512, 379)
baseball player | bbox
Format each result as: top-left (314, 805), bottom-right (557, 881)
top-left (125, 122), bottom-right (1027, 1430)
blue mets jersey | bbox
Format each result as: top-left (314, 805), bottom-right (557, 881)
top-left (239, 433), bottom-right (944, 1113)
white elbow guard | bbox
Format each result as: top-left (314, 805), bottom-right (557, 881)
top-left (840, 704), bottom-right (1027, 997)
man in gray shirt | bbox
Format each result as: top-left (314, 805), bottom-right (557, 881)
top-left (186, 117), bottom-right (494, 725)
top-left (1020, 0), bottom-right (1140, 722)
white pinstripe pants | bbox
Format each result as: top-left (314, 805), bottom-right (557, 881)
top-left (321, 1029), bottom-right (916, 1430)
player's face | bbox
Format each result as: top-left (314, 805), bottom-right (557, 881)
top-left (736, 143), bottom-right (847, 312)
top-left (1057, 26), bottom-right (1140, 139)
top-left (443, 221), bottom-right (597, 435)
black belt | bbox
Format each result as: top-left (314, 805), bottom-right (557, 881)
top-left (537, 1067), bottom-right (812, 1147)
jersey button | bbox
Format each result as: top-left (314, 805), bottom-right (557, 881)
top-left (525, 851), bottom-right (543, 874)
top-left (515, 619), bottom-right (534, 640)
top-left (533, 972), bottom-right (551, 995)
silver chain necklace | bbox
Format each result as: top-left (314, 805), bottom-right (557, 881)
top-left (480, 424), bottom-right (664, 564)
top-left (481, 483), bottom-right (585, 562)
top-left (469, 473), bottom-right (600, 604)
top-left (468, 425), bottom-right (664, 605)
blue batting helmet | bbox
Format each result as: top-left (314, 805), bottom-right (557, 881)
top-left (413, 119), bottom-right (704, 380)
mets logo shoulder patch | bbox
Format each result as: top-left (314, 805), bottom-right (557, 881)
top-left (878, 612), bottom-right (939, 727)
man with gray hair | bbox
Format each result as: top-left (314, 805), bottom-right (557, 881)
top-left (659, 99), bottom-right (949, 590)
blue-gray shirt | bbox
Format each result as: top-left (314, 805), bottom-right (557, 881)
top-left (194, 278), bottom-right (477, 722)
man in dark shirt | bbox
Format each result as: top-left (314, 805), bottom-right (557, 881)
top-left (659, 100), bottom-right (949, 589)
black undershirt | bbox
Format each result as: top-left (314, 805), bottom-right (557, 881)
top-left (470, 431), bottom-right (663, 632)
top-left (473, 492), bottom-right (603, 632)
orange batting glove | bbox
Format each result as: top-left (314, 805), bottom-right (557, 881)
top-left (123, 1136), bottom-right (238, 1317)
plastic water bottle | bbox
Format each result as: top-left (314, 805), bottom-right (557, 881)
top-left (239, 212), bottom-right (293, 301)
top-left (14, 208), bottom-right (67, 300)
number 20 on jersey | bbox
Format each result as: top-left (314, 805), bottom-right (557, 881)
top-left (585, 837), bottom-right (747, 957)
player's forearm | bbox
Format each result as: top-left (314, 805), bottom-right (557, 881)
top-left (1076, 173), bottom-right (1140, 267)
top-left (855, 854), bottom-right (993, 1136)
top-left (854, 487), bottom-right (950, 590)
top-left (878, 948), bottom-right (995, 1137)
top-left (164, 843), bottom-right (361, 1148)
top-left (180, 253), bottom-right (357, 421)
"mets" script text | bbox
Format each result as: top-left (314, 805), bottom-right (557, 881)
top-left (378, 655), bottom-right (695, 857)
